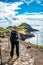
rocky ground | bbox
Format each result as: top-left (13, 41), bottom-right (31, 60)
top-left (0, 37), bottom-right (43, 65)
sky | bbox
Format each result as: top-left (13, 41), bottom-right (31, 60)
top-left (0, 0), bottom-right (43, 28)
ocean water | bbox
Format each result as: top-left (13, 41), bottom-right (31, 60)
top-left (25, 25), bottom-right (43, 46)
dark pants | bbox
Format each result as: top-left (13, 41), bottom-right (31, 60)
top-left (10, 41), bottom-right (19, 58)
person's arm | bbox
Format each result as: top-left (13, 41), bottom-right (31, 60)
top-left (18, 33), bottom-right (21, 39)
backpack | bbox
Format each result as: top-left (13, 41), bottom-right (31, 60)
top-left (10, 30), bottom-right (18, 42)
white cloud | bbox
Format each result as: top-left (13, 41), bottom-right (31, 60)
top-left (0, 1), bottom-right (43, 28)
top-left (36, 0), bottom-right (43, 5)
top-left (0, 1), bottom-right (23, 28)
top-left (21, 0), bottom-right (43, 5)
top-left (15, 13), bottom-right (43, 26)
top-left (0, 19), bottom-right (10, 28)
top-left (36, 0), bottom-right (41, 4)
top-left (25, 0), bottom-right (33, 4)
top-left (21, 0), bottom-right (33, 4)
top-left (16, 12), bottom-right (43, 18)
top-left (0, 1), bottom-right (23, 18)
top-left (23, 12), bottom-right (43, 15)
top-left (1, 11), bottom-right (43, 27)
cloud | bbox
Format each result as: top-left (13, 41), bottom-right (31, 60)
top-left (23, 12), bottom-right (43, 15)
top-left (22, 0), bottom-right (34, 4)
top-left (15, 12), bottom-right (43, 26)
top-left (21, 0), bottom-right (33, 4)
top-left (21, 0), bottom-right (43, 5)
top-left (0, 1), bottom-right (43, 28)
top-left (0, 1), bottom-right (23, 28)
top-left (0, 1), bottom-right (23, 17)
top-left (16, 12), bottom-right (43, 18)
top-left (36, 0), bottom-right (41, 4)
top-left (0, 19), bottom-right (10, 28)
top-left (37, 0), bottom-right (43, 5)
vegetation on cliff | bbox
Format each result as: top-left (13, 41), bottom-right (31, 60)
top-left (0, 23), bottom-right (38, 38)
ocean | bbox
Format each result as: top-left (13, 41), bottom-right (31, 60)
top-left (25, 25), bottom-right (43, 46)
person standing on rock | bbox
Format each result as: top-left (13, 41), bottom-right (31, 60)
top-left (10, 26), bottom-right (21, 58)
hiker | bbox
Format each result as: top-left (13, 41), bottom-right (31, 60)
top-left (10, 26), bottom-right (21, 58)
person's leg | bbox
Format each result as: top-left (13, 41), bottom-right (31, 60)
top-left (16, 41), bottom-right (19, 57)
top-left (10, 43), bottom-right (14, 58)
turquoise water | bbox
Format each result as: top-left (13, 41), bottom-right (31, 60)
top-left (25, 25), bottom-right (43, 46)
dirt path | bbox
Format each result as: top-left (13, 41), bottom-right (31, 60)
top-left (9, 41), bottom-right (35, 65)
top-left (0, 38), bottom-right (35, 65)
top-left (13, 42), bottom-right (30, 65)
